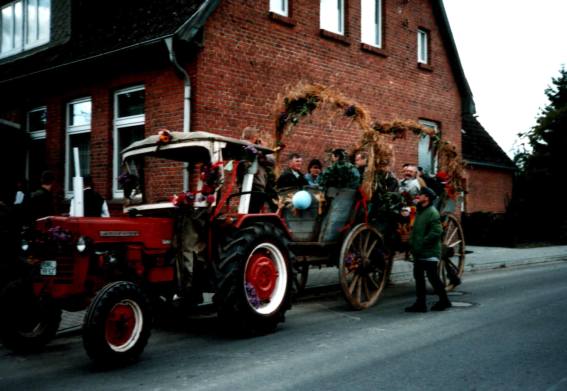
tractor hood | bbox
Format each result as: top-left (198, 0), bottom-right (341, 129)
top-left (34, 216), bottom-right (174, 250)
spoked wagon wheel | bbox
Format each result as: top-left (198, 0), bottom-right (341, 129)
top-left (216, 223), bottom-right (293, 335)
top-left (339, 223), bottom-right (389, 310)
top-left (0, 279), bottom-right (61, 352)
top-left (439, 214), bottom-right (466, 291)
top-left (83, 281), bottom-right (152, 366)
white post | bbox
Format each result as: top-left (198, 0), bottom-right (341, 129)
top-left (72, 147), bottom-right (84, 217)
top-left (238, 158), bottom-right (258, 214)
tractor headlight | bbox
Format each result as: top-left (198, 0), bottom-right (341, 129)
top-left (76, 236), bottom-right (88, 253)
top-left (21, 240), bottom-right (30, 252)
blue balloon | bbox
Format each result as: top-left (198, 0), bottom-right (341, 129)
top-left (292, 190), bottom-right (312, 210)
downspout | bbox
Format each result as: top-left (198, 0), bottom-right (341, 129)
top-left (164, 37), bottom-right (191, 190)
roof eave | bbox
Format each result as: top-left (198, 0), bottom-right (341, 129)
top-left (432, 0), bottom-right (476, 115)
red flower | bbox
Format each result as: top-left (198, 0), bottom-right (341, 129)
top-left (158, 129), bottom-right (172, 144)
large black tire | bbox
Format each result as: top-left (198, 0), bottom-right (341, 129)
top-left (0, 279), bottom-right (61, 352)
top-left (83, 281), bottom-right (152, 365)
top-left (215, 223), bottom-right (293, 335)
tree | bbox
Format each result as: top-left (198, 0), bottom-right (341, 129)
top-left (513, 66), bottom-right (567, 242)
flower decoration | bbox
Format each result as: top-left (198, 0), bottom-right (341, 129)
top-left (171, 162), bottom-right (223, 209)
top-left (47, 226), bottom-right (72, 243)
top-left (157, 129), bottom-right (173, 145)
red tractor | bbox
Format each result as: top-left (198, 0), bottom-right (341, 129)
top-left (1, 131), bottom-right (294, 365)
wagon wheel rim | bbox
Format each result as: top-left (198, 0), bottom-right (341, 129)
top-left (244, 243), bottom-right (288, 315)
top-left (439, 214), bottom-right (466, 291)
top-left (105, 299), bottom-right (143, 352)
top-left (339, 224), bottom-right (388, 309)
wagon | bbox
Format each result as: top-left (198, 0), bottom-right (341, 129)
top-left (278, 184), bottom-right (465, 310)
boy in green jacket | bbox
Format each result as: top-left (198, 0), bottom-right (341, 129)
top-left (405, 187), bottom-right (452, 312)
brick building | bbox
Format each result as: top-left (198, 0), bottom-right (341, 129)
top-left (0, 0), bottom-right (510, 213)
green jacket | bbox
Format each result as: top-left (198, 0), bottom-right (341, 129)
top-left (409, 204), bottom-right (443, 259)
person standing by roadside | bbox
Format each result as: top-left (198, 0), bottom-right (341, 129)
top-left (405, 187), bottom-right (451, 312)
top-left (28, 170), bottom-right (56, 224)
top-left (69, 175), bottom-right (110, 217)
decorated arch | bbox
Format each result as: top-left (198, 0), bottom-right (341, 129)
top-left (272, 82), bottom-right (465, 199)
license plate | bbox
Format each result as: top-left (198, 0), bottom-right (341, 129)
top-left (40, 260), bottom-right (57, 276)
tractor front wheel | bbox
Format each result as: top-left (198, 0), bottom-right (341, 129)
top-left (0, 279), bottom-right (61, 351)
top-left (83, 281), bottom-right (152, 365)
top-left (216, 223), bottom-right (293, 335)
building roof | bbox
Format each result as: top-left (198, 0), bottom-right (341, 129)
top-left (462, 114), bottom-right (516, 171)
top-left (0, 0), bottom-right (220, 84)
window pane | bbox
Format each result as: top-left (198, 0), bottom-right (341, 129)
top-left (361, 0), bottom-right (381, 47)
top-left (2, 5), bottom-right (14, 52)
top-left (117, 90), bottom-right (144, 118)
top-left (116, 125), bottom-right (144, 190)
top-left (69, 100), bottom-right (91, 126)
top-left (27, 0), bottom-right (37, 43)
top-left (418, 30), bottom-right (428, 63)
top-left (28, 108), bottom-right (47, 132)
top-left (37, 0), bottom-right (49, 41)
top-left (418, 134), bottom-right (433, 174)
top-left (270, 0), bottom-right (288, 16)
top-left (320, 0), bottom-right (343, 34)
top-left (68, 132), bottom-right (90, 188)
top-left (14, 1), bottom-right (22, 49)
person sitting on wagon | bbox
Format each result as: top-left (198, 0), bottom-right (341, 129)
top-left (398, 163), bottom-right (421, 201)
top-left (304, 159), bottom-right (323, 186)
top-left (354, 151), bottom-right (368, 177)
top-left (317, 149), bottom-right (360, 189)
top-left (276, 152), bottom-right (309, 190)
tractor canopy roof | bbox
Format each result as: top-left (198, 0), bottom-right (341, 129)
top-left (122, 131), bottom-right (274, 163)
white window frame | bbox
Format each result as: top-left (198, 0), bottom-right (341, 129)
top-left (418, 120), bottom-right (438, 175)
top-left (65, 97), bottom-right (91, 196)
top-left (270, 0), bottom-right (288, 17)
top-left (0, 0), bottom-right (50, 59)
top-left (361, 0), bottom-right (382, 48)
top-left (113, 86), bottom-right (145, 199)
top-left (320, 0), bottom-right (344, 35)
top-left (417, 28), bottom-right (429, 64)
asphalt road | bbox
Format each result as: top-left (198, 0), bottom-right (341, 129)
top-left (1, 262), bottom-right (567, 391)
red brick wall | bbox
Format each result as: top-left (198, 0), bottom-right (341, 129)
top-left (192, 0), bottom-right (462, 177)
top-left (2, 0), bottom-right (465, 210)
top-left (465, 166), bottom-right (513, 213)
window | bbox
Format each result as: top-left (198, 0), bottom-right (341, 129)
top-left (65, 98), bottom-right (91, 195)
top-left (418, 120), bottom-right (438, 175)
top-left (361, 0), bottom-right (381, 47)
top-left (26, 106), bottom-right (47, 189)
top-left (320, 0), bottom-right (344, 35)
top-left (417, 28), bottom-right (428, 64)
top-left (113, 86), bottom-right (145, 198)
top-left (1, 0), bottom-right (50, 58)
top-left (270, 0), bottom-right (288, 16)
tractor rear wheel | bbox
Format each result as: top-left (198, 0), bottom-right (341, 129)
top-left (216, 223), bottom-right (293, 335)
top-left (0, 279), bottom-right (61, 351)
top-left (83, 281), bottom-right (152, 365)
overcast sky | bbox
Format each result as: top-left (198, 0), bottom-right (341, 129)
top-left (443, 0), bottom-right (567, 158)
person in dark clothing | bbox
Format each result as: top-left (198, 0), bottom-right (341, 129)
top-left (405, 187), bottom-right (451, 312)
top-left (70, 175), bottom-right (110, 217)
top-left (276, 152), bottom-right (308, 190)
top-left (28, 170), bottom-right (55, 224)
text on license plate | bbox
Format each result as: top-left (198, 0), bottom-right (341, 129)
top-left (40, 260), bottom-right (57, 276)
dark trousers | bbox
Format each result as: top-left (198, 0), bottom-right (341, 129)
top-left (413, 259), bottom-right (449, 305)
